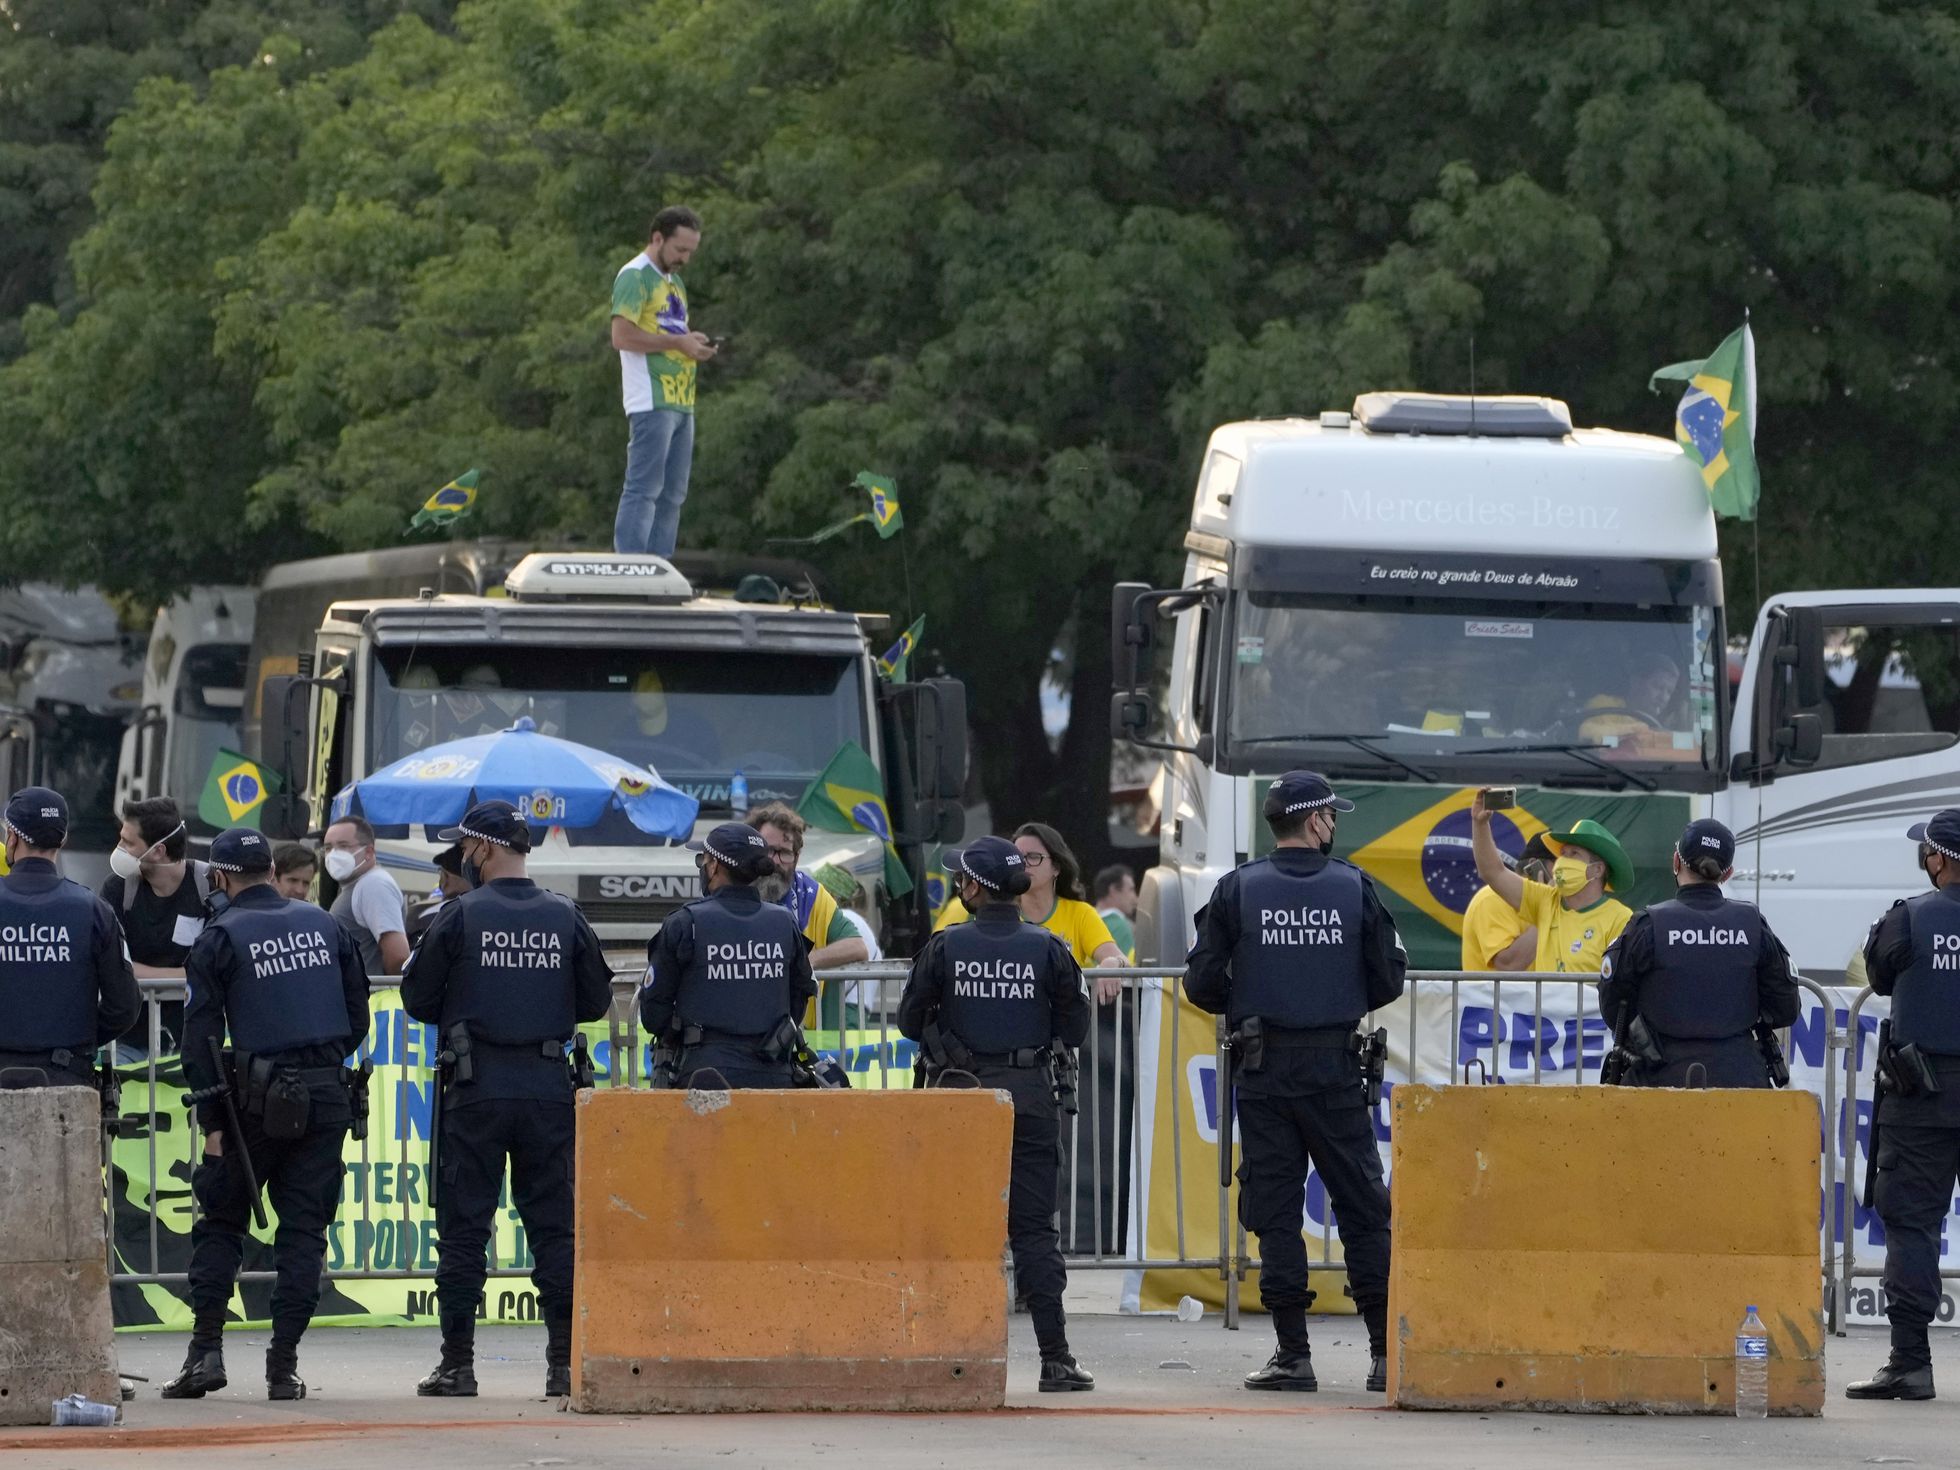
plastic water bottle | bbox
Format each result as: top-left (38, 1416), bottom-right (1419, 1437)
top-left (729, 770), bottom-right (748, 813)
top-left (51, 1393), bottom-right (119, 1426)
top-left (1734, 1305), bottom-right (1769, 1418)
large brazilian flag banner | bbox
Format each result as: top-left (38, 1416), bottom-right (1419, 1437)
top-left (109, 991), bottom-right (918, 1329)
top-left (1255, 782), bottom-right (1692, 969)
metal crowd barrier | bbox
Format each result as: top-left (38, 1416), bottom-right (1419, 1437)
top-left (98, 967), bottom-right (1864, 1334)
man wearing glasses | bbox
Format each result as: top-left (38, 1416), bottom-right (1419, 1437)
top-left (744, 803), bottom-right (869, 971)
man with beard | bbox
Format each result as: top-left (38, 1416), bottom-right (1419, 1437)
top-left (744, 803), bottom-right (869, 971)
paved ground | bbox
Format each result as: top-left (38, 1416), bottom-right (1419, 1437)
top-left (4, 1318), bottom-right (1956, 1467)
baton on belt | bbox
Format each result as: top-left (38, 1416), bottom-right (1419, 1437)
top-left (203, 1037), bottom-right (267, 1230)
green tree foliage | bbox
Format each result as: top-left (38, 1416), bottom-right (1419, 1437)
top-left (3, 0), bottom-right (1958, 841)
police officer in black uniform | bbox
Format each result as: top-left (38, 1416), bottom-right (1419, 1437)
top-left (899, 836), bottom-right (1094, 1391)
top-left (1598, 818), bottom-right (1800, 1087)
top-left (1848, 809), bottom-right (1960, 1402)
top-left (404, 800), bottom-right (613, 1399)
top-left (640, 822), bottom-right (815, 1089)
top-left (0, 786), bottom-right (139, 1088)
top-left (1184, 771), bottom-right (1406, 1393)
top-left (164, 828), bottom-right (369, 1402)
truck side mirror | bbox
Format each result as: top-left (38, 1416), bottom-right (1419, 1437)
top-left (917, 678), bottom-right (968, 803)
top-left (1112, 690), bottom-right (1152, 742)
top-left (1788, 607), bottom-right (1824, 708)
top-left (1111, 582), bottom-right (1153, 692)
top-left (259, 793), bottom-right (310, 842)
top-left (1775, 711), bottom-right (1823, 767)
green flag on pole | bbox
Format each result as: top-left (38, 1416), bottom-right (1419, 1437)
top-left (1651, 324), bottom-right (1759, 521)
top-left (408, 468), bottom-right (479, 532)
top-left (796, 741), bottom-right (913, 897)
top-left (197, 748), bottom-right (282, 830)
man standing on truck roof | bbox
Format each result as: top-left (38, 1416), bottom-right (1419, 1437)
top-left (1469, 793), bottom-right (1634, 974)
top-left (610, 205), bottom-right (717, 557)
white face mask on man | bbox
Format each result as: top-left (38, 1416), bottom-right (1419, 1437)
top-left (323, 848), bottom-right (362, 884)
top-left (110, 824), bottom-right (184, 881)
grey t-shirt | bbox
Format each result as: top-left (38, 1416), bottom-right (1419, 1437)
top-left (331, 865), bottom-right (407, 977)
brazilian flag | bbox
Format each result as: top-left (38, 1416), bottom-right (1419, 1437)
top-left (1651, 324), bottom-right (1759, 521)
top-left (408, 468), bottom-right (479, 531)
top-left (856, 471), bottom-right (903, 539)
top-left (797, 741), bottom-right (913, 897)
top-left (198, 749), bottom-right (282, 830)
top-left (876, 616), bottom-right (926, 681)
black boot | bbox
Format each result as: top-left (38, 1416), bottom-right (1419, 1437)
top-left (1363, 1300), bottom-right (1388, 1392)
top-left (266, 1344), bottom-right (306, 1401)
top-left (1245, 1349), bottom-right (1318, 1392)
top-left (1038, 1354), bottom-right (1095, 1392)
top-left (418, 1312), bottom-right (480, 1397)
top-left (1846, 1356), bottom-right (1936, 1401)
top-left (544, 1310), bottom-right (572, 1398)
top-left (160, 1346), bottom-right (227, 1400)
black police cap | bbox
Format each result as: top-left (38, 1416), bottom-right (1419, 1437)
top-left (437, 799), bottom-right (534, 852)
top-left (942, 836), bottom-right (1031, 898)
top-left (3, 786), bottom-right (67, 848)
top-left (1261, 770), bottom-right (1355, 821)
top-left (687, 821), bottom-right (774, 881)
top-left (1908, 809), bottom-right (1960, 862)
top-left (1677, 817), bottom-right (1736, 870)
top-left (209, 827), bottom-right (274, 874)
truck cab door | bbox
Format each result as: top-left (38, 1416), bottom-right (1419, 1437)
top-left (1721, 598), bottom-right (1960, 978)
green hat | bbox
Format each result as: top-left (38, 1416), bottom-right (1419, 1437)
top-left (1544, 819), bottom-right (1634, 895)
top-left (810, 862), bottom-right (861, 904)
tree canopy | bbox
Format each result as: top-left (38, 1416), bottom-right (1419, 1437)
top-left (3, 0), bottom-right (1957, 838)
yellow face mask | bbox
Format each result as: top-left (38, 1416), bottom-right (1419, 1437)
top-left (1551, 855), bottom-right (1592, 896)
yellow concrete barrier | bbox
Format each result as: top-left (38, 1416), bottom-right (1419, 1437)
top-left (571, 1087), bottom-right (1014, 1412)
top-left (1387, 1084), bottom-right (1823, 1415)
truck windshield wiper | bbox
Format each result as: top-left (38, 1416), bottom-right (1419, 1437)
top-left (1471, 741), bottom-right (1660, 793)
top-left (1232, 733), bottom-right (1439, 784)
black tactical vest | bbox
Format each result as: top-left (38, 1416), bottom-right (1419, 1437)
top-left (442, 882), bottom-right (580, 1044)
top-left (1893, 888), bottom-right (1960, 1055)
top-left (0, 871), bottom-right (100, 1051)
top-left (936, 916), bottom-right (1060, 1054)
top-left (1642, 894), bottom-right (1763, 1039)
top-left (1229, 857), bottom-right (1366, 1028)
top-left (216, 898), bottom-right (352, 1055)
top-left (675, 889), bottom-right (798, 1037)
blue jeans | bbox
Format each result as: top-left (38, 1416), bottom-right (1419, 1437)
top-left (614, 410), bottom-right (695, 556)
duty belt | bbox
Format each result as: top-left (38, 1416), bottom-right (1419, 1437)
top-left (471, 1038), bottom-right (567, 1060)
top-left (680, 1024), bottom-right (771, 1049)
top-left (1261, 1024), bottom-right (1357, 1048)
top-left (966, 1047), bottom-right (1049, 1068)
top-left (0, 1046), bottom-right (87, 1070)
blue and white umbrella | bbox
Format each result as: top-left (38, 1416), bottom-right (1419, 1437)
top-left (330, 717), bottom-right (699, 839)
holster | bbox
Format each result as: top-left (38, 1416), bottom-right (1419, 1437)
top-left (1048, 1038), bottom-right (1080, 1117)
top-left (345, 1058), bottom-right (374, 1141)
top-left (1752, 1022), bottom-right (1791, 1089)
top-left (259, 1064), bottom-right (312, 1141)
top-left (760, 1015), bottom-right (801, 1066)
top-left (441, 1024), bottom-right (475, 1086)
top-left (1349, 1026), bottom-right (1389, 1106)
top-left (569, 1034), bottom-right (596, 1091)
top-left (1882, 1038), bottom-right (1942, 1099)
top-left (1228, 1016), bottom-right (1266, 1074)
top-left (1626, 1015), bottom-right (1666, 1066)
top-left (922, 1019), bottom-right (976, 1072)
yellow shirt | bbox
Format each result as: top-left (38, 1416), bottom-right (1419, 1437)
top-left (1460, 884), bottom-right (1528, 971)
top-left (1517, 877), bottom-right (1631, 974)
top-left (933, 895), bottom-right (1115, 968)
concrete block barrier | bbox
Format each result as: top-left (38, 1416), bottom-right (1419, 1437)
top-left (571, 1087), bottom-right (1014, 1412)
top-left (0, 1088), bottom-right (119, 1424)
top-left (1387, 1083), bottom-right (1824, 1415)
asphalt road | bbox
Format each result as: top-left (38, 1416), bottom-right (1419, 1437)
top-left (3, 1319), bottom-right (1950, 1468)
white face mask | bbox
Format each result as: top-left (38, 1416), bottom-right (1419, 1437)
top-left (324, 849), bottom-right (361, 883)
top-left (109, 846), bottom-right (143, 881)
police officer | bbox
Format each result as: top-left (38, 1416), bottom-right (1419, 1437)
top-left (1848, 809), bottom-right (1960, 1402)
top-left (164, 828), bottom-right (369, 1402)
top-left (1183, 771), bottom-right (1406, 1393)
top-left (898, 836), bottom-right (1094, 1392)
top-left (0, 786), bottom-right (139, 1089)
top-left (403, 800), bottom-right (613, 1399)
top-left (640, 822), bottom-right (815, 1088)
top-left (1598, 818), bottom-right (1800, 1087)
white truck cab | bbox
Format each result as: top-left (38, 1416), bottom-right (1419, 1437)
top-left (1115, 393), bottom-right (1955, 979)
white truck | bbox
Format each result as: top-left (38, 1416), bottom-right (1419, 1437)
top-left (1113, 391), bottom-right (1956, 981)
top-left (257, 551), bottom-right (964, 962)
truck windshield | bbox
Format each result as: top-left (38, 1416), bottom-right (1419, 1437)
top-left (369, 645), bottom-right (867, 818)
top-left (1225, 593), bottom-right (1724, 789)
